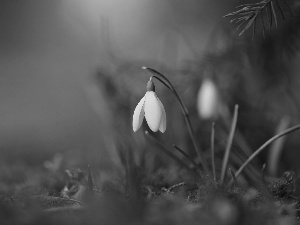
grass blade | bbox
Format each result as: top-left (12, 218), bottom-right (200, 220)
top-left (220, 105), bottom-right (239, 185)
top-left (211, 122), bottom-right (216, 182)
top-left (267, 116), bottom-right (290, 176)
top-left (233, 124), bottom-right (300, 182)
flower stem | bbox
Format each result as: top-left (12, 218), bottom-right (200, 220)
top-left (142, 67), bottom-right (208, 172)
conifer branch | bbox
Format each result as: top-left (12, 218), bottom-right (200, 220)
top-left (225, 0), bottom-right (293, 36)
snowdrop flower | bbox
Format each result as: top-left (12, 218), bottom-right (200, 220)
top-left (133, 78), bottom-right (166, 133)
top-left (197, 78), bottom-right (219, 120)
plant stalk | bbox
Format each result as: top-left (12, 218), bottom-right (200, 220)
top-left (220, 105), bottom-right (239, 185)
top-left (142, 67), bottom-right (208, 172)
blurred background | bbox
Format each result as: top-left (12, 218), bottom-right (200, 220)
top-left (0, 0), bottom-right (300, 187)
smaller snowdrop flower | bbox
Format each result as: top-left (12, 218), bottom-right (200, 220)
top-left (197, 78), bottom-right (219, 120)
top-left (133, 77), bottom-right (166, 133)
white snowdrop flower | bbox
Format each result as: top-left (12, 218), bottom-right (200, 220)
top-left (197, 78), bottom-right (219, 120)
top-left (132, 78), bottom-right (166, 133)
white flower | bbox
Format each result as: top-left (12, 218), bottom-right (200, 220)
top-left (197, 78), bottom-right (219, 120)
top-left (132, 79), bottom-right (166, 133)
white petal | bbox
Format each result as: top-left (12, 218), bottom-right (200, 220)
top-left (132, 96), bottom-right (145, 132)
top-left (197, 79), bottom-right (219, 119)
top-left (144, 91), bottom-right (162, 132)
top-left (157, 97), bottom-right (166, 133)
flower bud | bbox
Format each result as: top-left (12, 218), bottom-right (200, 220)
top-left (197, 78), bottom-right (219, 120)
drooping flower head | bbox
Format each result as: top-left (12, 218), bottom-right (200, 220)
top-left (132, 77), bottom-right (166, 133)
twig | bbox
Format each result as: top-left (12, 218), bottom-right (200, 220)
top-left (168, 182), bottom-right (186, 192)
top-left (236, 2), bottom-right (268, 9)
top-left (225, 0), bottom-right (293, 36)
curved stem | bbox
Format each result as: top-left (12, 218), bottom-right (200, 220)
top-left (143, 67), bottom-right (208, 172)
top-left (228, 124), bottom-right (300, 186)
